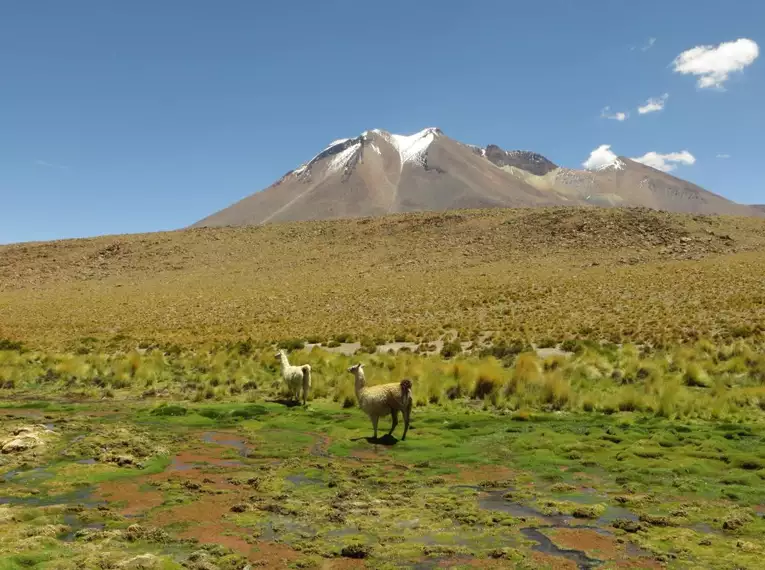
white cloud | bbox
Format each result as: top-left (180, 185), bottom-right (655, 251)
top-left (583, 145), bottom-right (697, 173)
top-left (630, 37), bottom-right (656, 52)
top-left (642, 37), bottom-right (656, 52)
top-left (600, 106), bottom-right (629, 121)
top-left (716, 153), bottom-right (731, 159)
top-left (672, 38), bottom-right (759, 89)
top-left (583, 144), bottom-right (619, 170)
top-left (637, 93), bottom-right (669, 114)
top-left (631, 150), bottom-right (696, 172)
top-left (34, 159), bottom-right (69, 170)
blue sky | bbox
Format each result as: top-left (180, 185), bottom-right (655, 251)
top-left (1, 0), bottom-right (762, 244)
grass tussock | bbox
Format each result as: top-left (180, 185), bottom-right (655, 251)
top-left (2, 336), bottom-right (765, 421)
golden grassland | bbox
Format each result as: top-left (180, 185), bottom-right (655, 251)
top-left (1, 206), bottom-right (764, 350)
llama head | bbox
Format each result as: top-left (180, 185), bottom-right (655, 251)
top-left (347, 363), bottom-right (364, 374)
top-left (275, 349), bottom-right (286, 361)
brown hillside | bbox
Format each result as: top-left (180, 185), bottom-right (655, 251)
top-left (1, 207), bottom-right (765, 349)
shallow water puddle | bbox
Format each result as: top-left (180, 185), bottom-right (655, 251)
top-left (169, 453), bottom-right (244, 471)
top-left (200, 431), bottom-right (251, 457)
top-left (0, 485), bottom-right (102, 508)
top-left (59, 513), bottom-right (106, 542)
top-left (2, 465), bottom-right (57, 483)
top-left (477, 488), bottom-right (572, 526)
top-left (286, 473), bottom-right (323, 486)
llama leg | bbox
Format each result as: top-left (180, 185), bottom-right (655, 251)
top-left (388, 409), bottom-right (398, 436)
top-left (371, 415), bottom-right (379, 440)
top-left (401, 406), bottom-right (411, 441)
top-left (302, 369), bottom-right (310, 406)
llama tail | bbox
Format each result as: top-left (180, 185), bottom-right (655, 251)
top-left (400, 378), bottom-right (413, 405)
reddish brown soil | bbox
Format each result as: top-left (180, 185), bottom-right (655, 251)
top-left (151, 468), bottom-right (241, 489)
top-left (176, 517), bottom-right (304, 569)
top-left (149, 493), bottom-right (233, 527)
top-left (531, 552), bottom-right (578, 570)
top-left (546, 528), bottom-right (622, 559)
top-left (545, 529), bottom-right (662, 569)
top-left (94, 442), bottom-right (245, 517)
top-left (247, 540), bottom-right (302, 569)
top-left (169, 449), bottom-right (244, 470)
top-left (95, 480), bottom-right (164, 516)
top-left (319, 559), bottom-right (368, 569)
top-left (179, 520), bottom-right (255, 556)
top-left (438, 558), bottom-right (523, 569)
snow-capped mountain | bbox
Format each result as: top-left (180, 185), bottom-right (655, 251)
top-left (192, 128), bottom-right (762, 227)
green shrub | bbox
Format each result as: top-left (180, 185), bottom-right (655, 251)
top-left (278, 339), bottom-right (305, 351)
top-left (683, 364), bottom-right (712, 388)
top-left (0, 338), bottom-right (24, 351)
top-left (440, 341), bottom-right (462, 359)
top-left (150, 404), bottom-right (188, 416)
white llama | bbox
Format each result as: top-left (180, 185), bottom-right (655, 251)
top-left (275, 349), bottom-right (311, 406)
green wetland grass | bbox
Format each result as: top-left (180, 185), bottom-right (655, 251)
top-left (1, 336), bottom-right (765, 569)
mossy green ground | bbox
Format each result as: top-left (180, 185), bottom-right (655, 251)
top-left (2, 399), bottom-right (764, 569)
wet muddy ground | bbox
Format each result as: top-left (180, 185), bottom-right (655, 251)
top-left (1, 400), bottom-right (764, 569)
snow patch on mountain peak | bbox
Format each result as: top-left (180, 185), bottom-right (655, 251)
top-left (292, 127), bottom-right (441, 178)
top-left (327, 143), bottom-right (361, 174)
top-left (598, 158), bottom-right (625, 171)
top-left (388, 127), bottom-right (440, 169)
top-left (326, 138), bottom-right (350, 149)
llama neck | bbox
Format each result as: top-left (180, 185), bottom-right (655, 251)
top-left (279, 353), bottom-right (290, 372)
top-left (354, 370), bottom-right (366, 398)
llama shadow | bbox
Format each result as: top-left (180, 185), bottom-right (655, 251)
top-left (351, 434), bottom-right (400, 446)
top-left (267, 398), bottom-right (303, 409)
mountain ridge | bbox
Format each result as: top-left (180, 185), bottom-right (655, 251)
top-left (192, 128), bottom-right (762, 228)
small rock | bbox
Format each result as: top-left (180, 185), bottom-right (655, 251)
top-left (736, 540), bottom-right (759, 553)
top-left (1, 436), bottom-right (38, 454)
top-left (723, 513), bottom-right (752, 531)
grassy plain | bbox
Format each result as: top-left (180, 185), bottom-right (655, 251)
top-left (2, 397), bottom-right (765, 569)
top-left (0, 207), bottom-right (764, 349)
top-left (1, 206), bottom-right (765, 568)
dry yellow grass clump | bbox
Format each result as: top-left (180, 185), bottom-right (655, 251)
top-left (2, 338), bottom-right (765, 420)
top-left (0, 206), bottom-right (764, 349)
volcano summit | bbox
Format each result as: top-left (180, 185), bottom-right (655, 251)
top-left (193, 128), bottom-right (760, 227)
